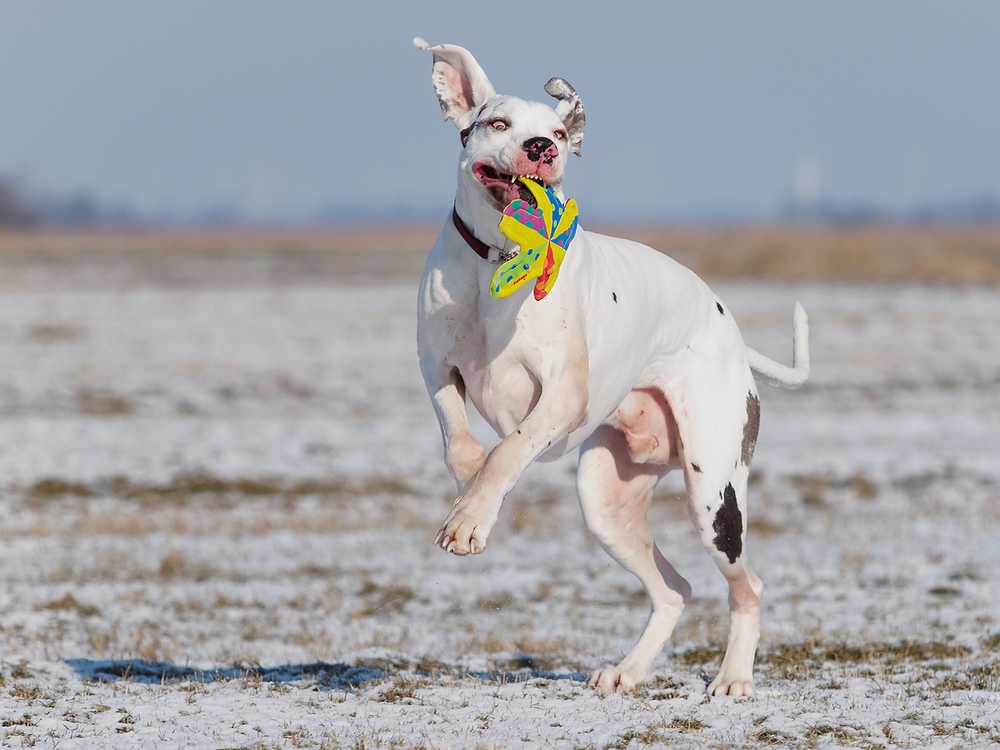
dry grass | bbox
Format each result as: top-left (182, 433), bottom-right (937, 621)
top-left (355, 581), bottom-right (417, 618)
top-left (754, 638), bottom-right (973, 681)
top-left (24, 472), bottom-right (415, 503)
top-left (0, 226), bottom-right (435, 291)
top-left (2, 224), bottom-right (1000, 292)
top-left (6, 472), bottom-right (427, 540)
top-left (37, 593), bottom-right (101, 618)
top-left (788, 472), bottom-right (880, 506)
top-left (610, 223), bottom-right (1000, 283)
top-left (0, 226), bottom-right (437, 256)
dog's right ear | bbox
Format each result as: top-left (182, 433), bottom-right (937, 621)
top-left (545, 78), bottom-right (586, 157)
top-left (414, 38), bottom-right (496, 132)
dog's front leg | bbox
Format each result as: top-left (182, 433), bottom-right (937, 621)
top-left (422, 361), bottom-right (487, 495)
top-left (436, 351), bottom-right (589, 556)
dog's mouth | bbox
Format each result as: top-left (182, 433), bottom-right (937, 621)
top-left (473, 163), bottom-right (546, 209)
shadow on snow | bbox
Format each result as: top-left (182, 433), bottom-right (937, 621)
top-left (65, 658), bottom-right (588, 691)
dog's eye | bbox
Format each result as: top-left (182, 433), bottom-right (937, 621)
top-left (490, 120), bottom-right (508, 131)
top-left (554, 129), bottom-right (568, 141)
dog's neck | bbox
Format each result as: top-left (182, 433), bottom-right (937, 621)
top-left (451, 207), bottom-right (491, 260)
top-left (452, 183), bottom-right (518, 263)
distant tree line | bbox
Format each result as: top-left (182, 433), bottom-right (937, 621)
top-left (0, 175), bottom-right (101, 226)
top-left (0, 176), bottom-right (37, 225)
top-left (3, 172), bottom-right (1000, 227)
top-left (782, 194), bottom-right (1000, 225)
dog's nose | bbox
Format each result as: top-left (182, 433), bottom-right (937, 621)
top-left (523, 136), bottom-right (558, 163)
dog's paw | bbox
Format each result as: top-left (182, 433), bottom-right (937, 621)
top-left (707, 674), bottom-right (755, 698)
top-left (588, 667), bottom-right (641, 693)
top-left (434, 496), bottom-right (498, 556)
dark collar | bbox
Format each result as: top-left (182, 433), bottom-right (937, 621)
top-left (451, 205), bottom-right (491, 260)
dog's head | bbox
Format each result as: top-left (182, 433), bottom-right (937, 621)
top-left (415, 38), bottom-right (586, 213)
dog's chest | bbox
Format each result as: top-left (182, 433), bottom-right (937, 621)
top-left (448, 302), bottom-right (549, 437)
top-left (418, 251), bottom-right (572, 437)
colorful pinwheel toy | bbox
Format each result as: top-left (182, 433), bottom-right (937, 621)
top-left (491, 178), bottom-right (579, 301)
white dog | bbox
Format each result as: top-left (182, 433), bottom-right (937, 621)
top-left (413, 38), bottom-right (809, 697)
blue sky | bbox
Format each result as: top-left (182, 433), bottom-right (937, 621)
top-left (1, 1), bottom-right (998, 223)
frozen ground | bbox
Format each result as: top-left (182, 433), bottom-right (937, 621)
top-left (0, 245), bottom-right (999, 748)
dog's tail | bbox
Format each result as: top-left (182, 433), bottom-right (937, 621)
top-left (747, 302), bottom-right (810, 389)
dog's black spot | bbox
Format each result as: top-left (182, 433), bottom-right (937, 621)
top-left (461, 110), bottom-right (493, 147)
top-left (460, 125), bottom-right (474, 147)
top-left (716, 302), bottom-right (725, 315)
top-left (691, 463), bottom-right (702, 474)
top-left (712, 484), bottom-right (743, 565)
top-left (741, 392), bottom-right (760, 466)
top-left (612, 292), bottom-right (618, 303)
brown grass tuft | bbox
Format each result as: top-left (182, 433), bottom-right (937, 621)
top-left (758, 638), bottom-right (972, 679)
top-left (22, 472), bottom-right (416, 504)
top-left (37, 592), bottom-right (101, 618)
top-left (790, 472), bottom-right (879, 505)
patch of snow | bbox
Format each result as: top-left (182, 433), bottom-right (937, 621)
top-left (0, 273), bottom-right (998, 747)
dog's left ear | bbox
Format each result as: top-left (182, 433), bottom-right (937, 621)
top-left (545, 78), bottom-right (586, 157)
top-left (414, 37), bottom-right (497, 132)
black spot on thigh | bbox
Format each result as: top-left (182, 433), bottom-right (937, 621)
top-left (716, 302), bottom-right (724, 315)
top-left (712, 484), bottom-right (743, 565)
top-left (612, 292), bottom-right (618, 303)
top-left (741, 392), bottom-right (760, 466)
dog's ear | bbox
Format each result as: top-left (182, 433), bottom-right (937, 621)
top-left (544, 78), bottom-right (586, 157)
top-left (414, 38), bottom-right (496, 132)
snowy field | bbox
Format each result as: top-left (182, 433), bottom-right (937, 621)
top-left (0, 239), bottom-right (999, 748)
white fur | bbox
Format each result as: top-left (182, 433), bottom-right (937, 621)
top-left (414, 39), bottom-right (809, 697)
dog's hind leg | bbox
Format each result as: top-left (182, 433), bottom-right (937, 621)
top-left (675, 377), bottom-right (764, 698)
top-left (578, 425), bottom-right (691, 693)
top-left (689, 468), bottom-right (762, 697)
